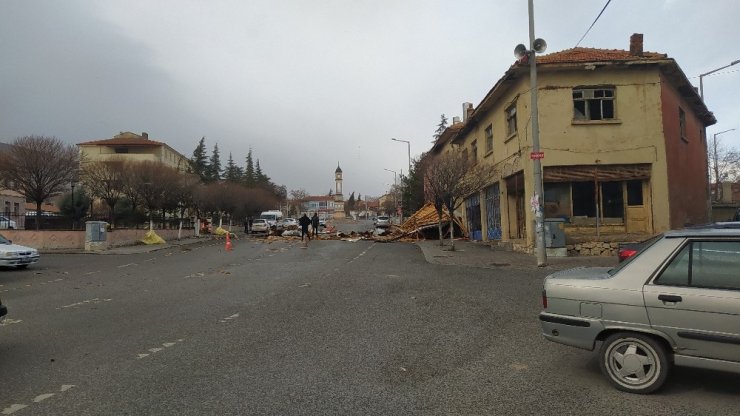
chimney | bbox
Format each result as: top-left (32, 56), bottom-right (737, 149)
top-left (452, 116), bottom-right (461, 124)
top-left (141, 132), bottom-right (149, 140)
top-left (629, 33), bottom-right (643, 56)
top-left (462, 102), bottom-right (473, 122)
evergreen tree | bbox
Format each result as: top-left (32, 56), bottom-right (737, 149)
top-left (345, 192), bottom-right (355, 216)
top-left (224, 152), bottom-right (243, 183)
top-left (244, 148), bottom-right (256, 187)
top-left (434, 114), bottom-right (449, 139)
top-left (255, 159), bottom-right (270, 184)
top-left (190, 137), bottom-right (209, 182)
top-left (206, 143), bottom-right (222, 182)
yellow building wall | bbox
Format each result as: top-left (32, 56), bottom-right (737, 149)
top-left (451, 66), bottom-right (670, 247)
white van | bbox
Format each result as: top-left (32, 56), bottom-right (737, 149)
top-left (259, 210), bottom-right (283, 227)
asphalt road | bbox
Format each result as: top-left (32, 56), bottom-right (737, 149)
top-left (1, 237), bottom-right (738, 415)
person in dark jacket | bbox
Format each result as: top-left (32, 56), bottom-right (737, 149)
top-left (299, 213), bottom-right (311, 242)
top-left (311, 212), bottom-right (320, 239)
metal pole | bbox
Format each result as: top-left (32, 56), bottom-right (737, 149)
top-left (699, 60), bottom-right (739, 100)
top-left (529, 0), bottom-right (547, 266)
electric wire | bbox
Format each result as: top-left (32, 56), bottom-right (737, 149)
top-left (575, 0), bottom-right (613, 48)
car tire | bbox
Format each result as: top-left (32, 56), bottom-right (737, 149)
top-left (599, 332), bottom-right (670, 394)
top-left (17, 265), bottom-right (28, 269)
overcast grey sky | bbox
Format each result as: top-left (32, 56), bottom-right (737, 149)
top-left (1, 0), bottom-right (738, 197)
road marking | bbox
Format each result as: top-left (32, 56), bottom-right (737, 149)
top-left (137, 354), bottom-right (150, 359)
top-left (60, 298), bottom-right (113, 309)
top-left (32, 393), bottom-right (54, 403)
top-left (84, 271), bottom-right (101, 275)
top-left (162, 342), bottom-right (176, 348)
top-left (148, 348), bottom-right (163, 353)
top-left (0, 319), bottom-right (23, 326)
top-left (1, 404), bottom-right (27, 414)
top-left (60, 385), bottom-right (75, 392)
top-left (117, 263), bottom-right (137, 268)
top-left (219, 313), bottom-right (240, 323)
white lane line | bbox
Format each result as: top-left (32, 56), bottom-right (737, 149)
top-left (1, 404), bottom-right (27, 414)
top-left (162, 342), bottom-right (176, 348)
top-left (148, 348), bottom-right (163, 353)
top-left (84, 271), bottom-right (101, 276)
top-left (137, 353), bottom-right (150, 359)
top-left (117, 263), bottom-right (137, 268)
top-left (0, 319), bottom-right (23, 326)
top-left (60, 385), bottom-right (75, 392)
top-left (60, 298), bottom-right (112, 309)
top-left (32, 393), bottom-right (55, 403)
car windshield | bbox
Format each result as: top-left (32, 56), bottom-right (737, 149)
top-left (0, 234), bottom-right (8, 244)
top-left (608, 234), bottom-right (663, 276)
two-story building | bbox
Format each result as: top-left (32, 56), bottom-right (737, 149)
top-left (436, 34), bottom-right (715, 252)
top-left (77, 131), bottom-right (189, 172)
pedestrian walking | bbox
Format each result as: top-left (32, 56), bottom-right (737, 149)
top-left (299, 213), bottom-right (311, 243)
top-left (311, 212), bottom-right (320, 239)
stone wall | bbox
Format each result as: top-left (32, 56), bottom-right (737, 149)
top-left (2, 228), bottom-right (196, 250)
top-left (567, 241), bottom-right (620, 257)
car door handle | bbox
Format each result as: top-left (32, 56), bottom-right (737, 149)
top-left (658, 294), bottom-right (682, 303)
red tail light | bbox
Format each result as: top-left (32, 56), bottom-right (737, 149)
top-left (542, 290), bottom-right (548, 309)
top-left (618, 248), bottom-right (638, 262)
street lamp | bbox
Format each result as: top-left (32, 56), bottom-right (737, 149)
top-left (711, 128), bottom-right (736, 203)
top-left (514, 0), bottom-right (547, 266)
top-left (384, 168), bottom-right (399, 221)
top-left (699, 60), bottom-right (740, 100)
top-left (391, 138), bottom-right (412, 175)
top-left (70, 181), bottom-right (76, 229)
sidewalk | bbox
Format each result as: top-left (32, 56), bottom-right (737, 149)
top-left (40, 236), bottom-right (210, 255)
top-left (415, 239), bottom-right (616, 270)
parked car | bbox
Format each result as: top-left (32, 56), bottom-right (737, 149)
top-left (0, 297), bottom-right (6, 321)
top-left (374, 216), bottom-right (391, 227)
top-left (250, 219), bottom-right (270, 234)
top-left (616, 235), bottom-right (659, 262)
top-left (733, 208), bottom-right (740, 222)
top-left (540, 223), bottom-right (740, 394)
top-left (0, 233), bottom-right (40, 269)
top-left (0, 216), bottom-right (16, 230)
top-left (281, 218), bottom-right (298, 228)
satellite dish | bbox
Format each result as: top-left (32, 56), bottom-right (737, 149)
top-left (533, 38), bottom-right (547, 53)
top-left (514, 44), bottom-right (528, 59)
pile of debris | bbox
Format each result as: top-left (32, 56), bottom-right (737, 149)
top-left (375, 203), bottom-right (466, 242)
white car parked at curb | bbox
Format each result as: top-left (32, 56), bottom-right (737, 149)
top-left (0, 233), bottom-right (39, 269)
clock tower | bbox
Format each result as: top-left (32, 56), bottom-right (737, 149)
top-left (333, 163), bottom-right (345, 219)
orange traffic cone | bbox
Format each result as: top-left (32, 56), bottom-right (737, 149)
top-left (225, 232), bottom-right (233, 251)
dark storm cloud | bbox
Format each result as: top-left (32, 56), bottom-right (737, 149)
top-left (0, 0), bottom-right (202, 145)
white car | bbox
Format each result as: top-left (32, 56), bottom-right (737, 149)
top-left (0, 216), bottom-right (16, 230)
top-left (281, 218), bottom-right (299, 228)
top-left (0, 233), bottom-right (39, 269)
top-left (250, 219), bottom-right (270, 234)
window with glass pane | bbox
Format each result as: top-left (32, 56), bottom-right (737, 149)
top-left (655, 244), bottom-right (690, 286)
top-left (690, 241), bottom-right (740, 290)
top-left (485, 124), bottom-right (493, 153)
top-left (506, 104), bottom-right (517, 136)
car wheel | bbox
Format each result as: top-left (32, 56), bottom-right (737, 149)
top-left (599, 332), bottom-right (670, 394)
top-left (17, 265), bottom-right (28, 269)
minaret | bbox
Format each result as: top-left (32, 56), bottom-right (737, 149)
top-left (333, 163), bottom-right (345, 219)
top-left (335, 163), bottom-right (343, 199)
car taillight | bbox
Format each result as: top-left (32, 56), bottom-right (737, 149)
top-left (618, 248), bottom-right (638, 262)
top-left (542, 290), bottom-right (548, 309)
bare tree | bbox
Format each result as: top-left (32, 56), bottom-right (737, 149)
top-left (82, 160), bottom-right (125, 227)
top-left (0, 136), bottom-right (79, 230)
top-left (424, 149), bottom-right (495, 250)
top-left (709, 135), bottom-right (740, 202)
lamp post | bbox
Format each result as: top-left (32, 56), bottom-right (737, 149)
top-left (711, 128), bottom-right (736, 204)
top-left (71, 181), bottom-right (76, 229)
top-left (514, 0), bottom-right (548, 266)
top-left (391, 138), bottom-right (412, 175)
top-left (699, 60), bottom-right (740, 100)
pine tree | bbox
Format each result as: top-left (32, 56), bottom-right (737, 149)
top-left (345, 192), bottom-right (355, 216)
top-left (224, 152), bottom-right (243, 183)
top-left (434, 114), bottom-right (449, 139)
top-left (206, 143), bottom-right (222, 182)
top-left (255, 159), bottom-right (270, 184)
top-left (190, 137), bottom-right (209, 182)
top-left (244, 148), bottom-right (255, 187)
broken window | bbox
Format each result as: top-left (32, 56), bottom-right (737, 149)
top-left (471, 140), bottom-right (478, 165)
top-left (544, 183), bottom-right (571, 218)
top-left (485, 124), bottom-right (493, 154)
top-left (572, 181), bottom-right (596, 217)
top-left (506, 103), bottom-right (517, 136)
top-left (573, 87), bottom-right (615, 121)
top-left (627, 180), bottom-right (643, 205)
top-left (601, 181), bottom-right (623, 218)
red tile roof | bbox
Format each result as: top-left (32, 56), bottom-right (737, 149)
top-left (534, 47), bottom-right (667, 65)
